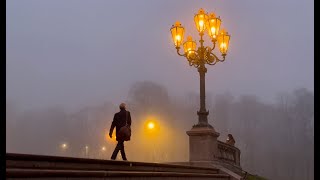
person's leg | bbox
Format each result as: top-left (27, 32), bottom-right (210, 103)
top-left (119, 141), bottom-right (127, 160)
top-left (111, 141), bottom-right (121, 160)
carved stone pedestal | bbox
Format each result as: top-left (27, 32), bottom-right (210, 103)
top-left (186, 125), bottom-right (220, 162)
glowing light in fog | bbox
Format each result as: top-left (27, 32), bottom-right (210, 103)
top-left (148, 122), bottom-right (155, 129)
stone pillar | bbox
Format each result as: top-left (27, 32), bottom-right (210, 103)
top-left (186, 126), bottom-right (220, 162)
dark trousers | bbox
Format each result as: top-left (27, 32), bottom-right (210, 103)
top-left (111, 141), bottom-right (127, 160)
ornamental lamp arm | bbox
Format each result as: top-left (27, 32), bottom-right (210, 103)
top-left (211, 40), bottom-right (216, 51)
top-left (210, 52), bottom-right (226, 62)
top-left (176, 47), bottom-right (186, 57)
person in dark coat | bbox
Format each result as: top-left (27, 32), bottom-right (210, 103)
top-left (109, 103), bottom-right (132, 160)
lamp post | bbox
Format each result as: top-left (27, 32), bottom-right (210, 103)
top-left (170, 8), bottom-right (231, 162)
top-left (170, 8), bottom-right (230, 128)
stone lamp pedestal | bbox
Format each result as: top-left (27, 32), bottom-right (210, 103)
top-left (186, 125), bottom-right (220, 162)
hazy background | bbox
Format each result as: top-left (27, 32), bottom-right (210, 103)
top-left (7, 0), bottom-right (313, 111)
top-left (6, 0), bottom-right (313, 180)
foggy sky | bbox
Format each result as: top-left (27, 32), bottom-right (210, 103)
top-left (6, 0), bottom-right (314, 111)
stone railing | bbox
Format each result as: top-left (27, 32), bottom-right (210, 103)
top-left (217, 141), bottom-right (241, 167)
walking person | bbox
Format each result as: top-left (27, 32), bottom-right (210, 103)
top-left (109, 103), bottom-right (131, 160)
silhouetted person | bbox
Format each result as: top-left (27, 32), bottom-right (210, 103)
top-left (109, 103), bottom-right (131, 160)
top-left (226, 134), bottom-right (235, 146)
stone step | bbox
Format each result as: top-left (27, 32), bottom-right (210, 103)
top-left (7, 153), bottom-right (220, 175)
top-left (7, 168), bottom-right (230, 180)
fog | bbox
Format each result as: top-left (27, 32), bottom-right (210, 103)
top-left (6, 1), bottom-right (313, 180)
top-left (6, 81), bottom-right (314, 180)
top-left (6, 0), bottom-right (313, 111)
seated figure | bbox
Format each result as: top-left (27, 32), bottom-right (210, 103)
top-left (226, 133), bottom-right (235, 146)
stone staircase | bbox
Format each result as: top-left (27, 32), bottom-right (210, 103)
top-left (6, 153), bottom-right (231, 180)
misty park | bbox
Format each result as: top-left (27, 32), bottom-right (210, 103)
top-left (6, 1), bottom-right (313, 180)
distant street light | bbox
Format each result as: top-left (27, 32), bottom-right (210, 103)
top-left (148, 122), bottom-right (155, 129)
top-left (60, 143), bottom-right (68, 156)
top-left (85, 146), bottom-right (89, 157)
top-left (144, 119), bottom-right (159, 162)
top-left (100, 146), bottom-right (107, 159)
top-left (170, 8), bottom-right (231, 128)
top-left (61, 143), bottom-right (68, 150)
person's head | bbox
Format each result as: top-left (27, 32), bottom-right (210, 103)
top-left (119, 103), bottom-right (126, 110)
top-left (228, 134), bottom-right (234, 139)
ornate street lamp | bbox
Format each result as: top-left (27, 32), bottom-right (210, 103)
top-left (170, 8), bottom-right (230, 128)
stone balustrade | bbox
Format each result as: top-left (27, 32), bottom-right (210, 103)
top-left (217, 140), bottom-right (241, 167)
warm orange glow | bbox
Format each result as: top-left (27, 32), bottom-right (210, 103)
top-left (211, 27), bottom-right (216, 36)
top-left (175, 35), bottom-right (181, 42)
top-left (199, 20), bottom-right (204, 29)
top-left (106, 131), bottom-right (116, 143)
top-left (148, 122), bottom-right (155, 129)
top-left (217, 29), bottom-right (230, 55)
top-left (144, 117), bottom-right (160, 134)
top-left (206, 13), bottom-right (221, 40)
top-left (183, 36), bottom-right (197, 56)
top-left (194, 8), bottom-right (208, 33)
top-left (170, 21), bottom-right (184, 47)
top-left (135, 114), bottom-right (179, 162)
top-left (102, 146), bottom-right (106, 151)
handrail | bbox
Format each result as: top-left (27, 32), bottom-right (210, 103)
top-left (217, 141), bottom-right (241, 166)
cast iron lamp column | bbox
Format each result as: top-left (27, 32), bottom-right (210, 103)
top-left (170, 8), bottom-right (230, 128)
